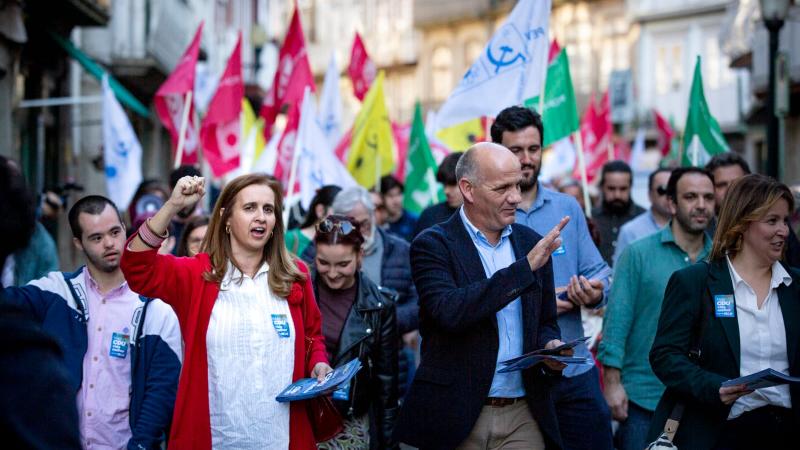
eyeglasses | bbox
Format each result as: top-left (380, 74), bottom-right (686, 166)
top-left (317, 218), bottom-right (357, 236)
top-left (656, 185), bottom-right (668, 196)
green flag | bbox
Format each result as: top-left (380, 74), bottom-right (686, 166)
top-left (524, 49), bottom-right (579, 146)
top-left (682, 56), bottom-right (729, 167)
top-left (403, 102), bottom-right (444, 215)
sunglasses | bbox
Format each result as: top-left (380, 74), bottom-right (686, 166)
top-left (656, 185), bottom-right (668, 196)
top-left (317, 218), bottom-right (357, 236)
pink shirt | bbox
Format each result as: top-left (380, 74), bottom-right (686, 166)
top-left (76, 268), bottom-right (143, 449)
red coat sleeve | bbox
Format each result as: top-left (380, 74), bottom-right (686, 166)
top-left (295, 260), bottom-right (328, 373)
top-left (120, 234), bottom-right (205, 321)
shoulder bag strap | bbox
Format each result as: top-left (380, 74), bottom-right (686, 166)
top-left (663, 261), bottom-right (712, 440)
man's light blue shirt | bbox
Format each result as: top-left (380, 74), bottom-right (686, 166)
top-left (515, 183), bottom-right (612, 377)
top-left (459, 207), bottom-right (525, 398)
top-left (612, 210), bottom-right (664, 267)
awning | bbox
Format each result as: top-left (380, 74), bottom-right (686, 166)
top-left (49, 31), bottom-right (150, 118)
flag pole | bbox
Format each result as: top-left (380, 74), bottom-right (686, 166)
top-left (573, 130), bottom-right (592, 219)
top-left (173, 91), bottom-right (193, 169)
top-left (284, 122), bottom-right (304, 229)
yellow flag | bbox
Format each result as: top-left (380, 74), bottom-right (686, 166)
top-left (435, 117), bottom-right (484, 152)
top-left (347, 71), bottom-right (395, 188)
top-left (239, 99), bottom-right (266, 173)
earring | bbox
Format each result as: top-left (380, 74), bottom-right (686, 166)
top-left (225, 224), bottom-right (231, 234)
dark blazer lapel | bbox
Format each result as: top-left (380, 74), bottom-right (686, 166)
top-left (777, 264), bottom-right (800, 370)
top-left (707, 259), bottom-right (741, 368)
top-left (442, 212), bottom-right (491, 285)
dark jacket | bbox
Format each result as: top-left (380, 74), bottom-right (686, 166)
top-left (314, 271), bottom-right (399, 450)
top-left (413, 201), bottom-right (457, 239)
top-left (0, 304), bottom-right (81, 449)
top-left (303, 227), bottom-right (419, 334)
top-left (394, 213), bottom-right (563, 450)
top-left (1, 268), bottom-right (182, 450)
top-left (648, 260), bottom-right (800, 448)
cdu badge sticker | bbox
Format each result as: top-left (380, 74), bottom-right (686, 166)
top-left (714, 295), bottom-right (735, 318)
top-left (109, 332), bottom-right (130, 358)
top-left (271, 314), bottom-right (291, 338)
top-left (553, 243), bottom-right (566, 256)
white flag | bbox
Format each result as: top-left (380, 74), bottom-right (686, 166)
top-left (318, 53), bottom-right (343, 152)
top-left (102, 75), bottom-right (142, 211)
top-left (252, 130), bottom-right (280, 175)
top-left (630, 128), bottom-right (647, 172)
top-left (539, 136), bottom-right (576, 183)
top-left (293, 88), bottom-right (356, 209)
top-left (434, 0), bottom-right (551, 131)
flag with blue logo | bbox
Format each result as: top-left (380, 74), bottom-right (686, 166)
top-left (434, 0), bottom-right (552, 131)
top-left (102, 75), bottom-right (142, 211)
top-left (318, 53), bottom-right (343, 152)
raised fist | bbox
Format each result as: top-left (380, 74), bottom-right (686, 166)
top-left (169, 175), bottom-right (205, 210)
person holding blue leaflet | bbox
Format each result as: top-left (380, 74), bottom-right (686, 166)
top-left (649, 174), bottom-right (800, 449)
top-left (311, 215), bottom-right (399, 450)
top-left (122, 174), bottom-right (333, 450)
top-left (492, 105), bottom-right (614, 450)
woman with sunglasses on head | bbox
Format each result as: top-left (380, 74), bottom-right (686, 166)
top-left (121, 174), bottom-right (333, 450)
top-left (648, 174), bottom-right (800, 449)
top-left (285, 185), bottom-right (342, 256)
top-left (312, 215), bottom-right (399, 450)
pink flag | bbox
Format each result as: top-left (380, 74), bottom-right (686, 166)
top-left (348, 32), bottom-right (376, 101)
top-left (653, 109), bottom-right (675, 156)
top-left (154, 22), bottom-right (203, 165)
top-left (548, 39), bottom-right (561, 64)
top-left (391, 122), bottom-right (411, 182)
top-left (573, 92), bottom-right (613, 183)
top-left (201, 34), bottom-right (243, 178)
top-left (260, 7), bottom-right (315, 141)
top-left (273, 103), bottom-right (301, 189)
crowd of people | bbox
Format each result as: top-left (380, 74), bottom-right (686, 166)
top-left (1, 104), bottom-right (799, 450)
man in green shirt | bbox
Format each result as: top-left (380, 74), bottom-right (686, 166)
top-left (598, 167), bottom-right (715, 450)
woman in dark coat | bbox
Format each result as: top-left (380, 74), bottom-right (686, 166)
top-left (312, 215), bottom-right (399, 450)
top-left (649, 174), bottom-right (800, 449)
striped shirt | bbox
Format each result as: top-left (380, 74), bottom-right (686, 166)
top-left (207, 262), bottom-right (295, 449)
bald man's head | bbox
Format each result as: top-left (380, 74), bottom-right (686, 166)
top-left (456, 142), bottom-right (521, 185)
top-left (457, 142), bottom-right (523, 236)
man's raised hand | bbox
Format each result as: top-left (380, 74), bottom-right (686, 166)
top-left (527, 216), bottom-right (570, 271)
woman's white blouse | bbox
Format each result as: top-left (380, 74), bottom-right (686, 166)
top-left (726, 257), bottom-right (793, 419)
top-left (207, 262), bottom-right (296, 449)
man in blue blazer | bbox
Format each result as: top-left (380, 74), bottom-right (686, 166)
top-left (395, 143), bottom-right (569, 449)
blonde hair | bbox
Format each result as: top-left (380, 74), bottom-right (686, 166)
top-left (201, 174), bottom-right (305, 297)
top-left (709, 174), bottom-right (794, 261)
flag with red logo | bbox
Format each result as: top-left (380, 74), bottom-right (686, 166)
top-left (154, 22), bottom-right (203, 165)
top-left (273, 103), bottom-right (301, 189)
top-left (259, 7), bottom-right (315, 140)
top-left (348, 32), bottom-right (376, 101)
top-left (201, 34), bottom-right (244, 178)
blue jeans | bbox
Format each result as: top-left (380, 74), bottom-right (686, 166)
top-left (614, 401), bottom-right (653, 450)
top-left (550, 366), bottom-right (614, 450)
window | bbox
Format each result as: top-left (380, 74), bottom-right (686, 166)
top-left (432, 46), bottom-right (453, 101)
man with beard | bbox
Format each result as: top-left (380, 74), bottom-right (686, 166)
top-left (612, 168), bottom-right (672, 266)
top-left (492, 106), bottom-right (614, 450)
top-left (592, 161), bottom-right (645, 266)
top-left (598, 167), bottom-right (714, 450)
top-left (1, 195), bottom-right (181, 450)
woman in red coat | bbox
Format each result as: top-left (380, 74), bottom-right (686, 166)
top-left (121, 173), bottom-right (332, 449)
